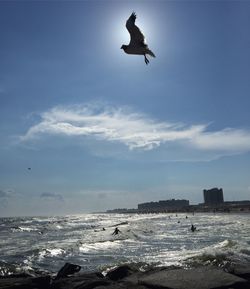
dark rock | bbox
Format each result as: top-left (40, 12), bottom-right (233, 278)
top-left (72, 280), bottom-right (111, 289)
top-left (228, 264), bottom-right (250, 282)
top-left (55, 263), bottom-right (81, 280)
top-left (51, 272), bottom-right (105, 289)
top-left (138, 267), bottom-right (248, 289)
top-left (106, 265), bottom-right (138, 281)
top-left (2, 265), bottom-right (250, 289)
top-left (0, 275), bottom-right (51, 289)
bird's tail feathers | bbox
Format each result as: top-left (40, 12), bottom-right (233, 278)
top-left (147, 49), bottom-right (156, 58)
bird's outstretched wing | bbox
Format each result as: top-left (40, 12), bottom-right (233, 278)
top-left (126, 12), bottom-right (146, 47)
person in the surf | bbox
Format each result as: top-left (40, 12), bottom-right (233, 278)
top-left (191, 224), bottom-right (196, 232)
top-left (112, 227), bottom-right (121, 235)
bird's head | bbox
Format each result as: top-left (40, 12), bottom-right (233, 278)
top-left (120, 45), bottom-right (128, 51)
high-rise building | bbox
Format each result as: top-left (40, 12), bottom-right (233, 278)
top-left (203, 188), bottom-right (224, 204)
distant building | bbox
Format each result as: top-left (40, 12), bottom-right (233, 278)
top-left (106, 208), bottom-right (137, 213)
top-left (203, 188), bottom-right (224, 205)
top-left (138, 199), bottom-right (189, 211)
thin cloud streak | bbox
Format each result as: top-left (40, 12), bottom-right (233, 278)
top-left (20, 103), bottom-right (250, 154)
top-left (192, 129), bottom-right (250, 152)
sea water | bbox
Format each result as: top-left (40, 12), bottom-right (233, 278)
top-left (0, 213), bottom-right (250, 276)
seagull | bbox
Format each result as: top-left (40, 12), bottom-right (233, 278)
top-left (121, 12), bottom-right (155, 65)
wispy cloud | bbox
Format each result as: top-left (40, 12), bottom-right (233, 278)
top-left (191, 128), bottom-right (250, 152)
top-left (40, 192), bottom-right (64, 202)
top-left (19, 103), bottom-right (250, 157)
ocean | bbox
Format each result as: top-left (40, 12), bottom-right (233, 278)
top-left (0, 212), bottom-right (250, 276)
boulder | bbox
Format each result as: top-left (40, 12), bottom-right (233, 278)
top-left (0, 275), bottom-right (51, 289)
top-left (138, 267), bottom-right (248, 289)
top-left (51, 272), bottom-right (106, 289)
top-left (1, 265), bottom-right (249, 289)
top-left (228, 264), bottom-right (250, 282)
top-left (106, 265), bottom-right (137, 281)
top-left (55, 263), bottom-right (81, 280)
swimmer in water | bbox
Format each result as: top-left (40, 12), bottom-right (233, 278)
top-left (191, 224), bottom-right (196, 232)
top-left (112, 227), bottom-right (121, 235)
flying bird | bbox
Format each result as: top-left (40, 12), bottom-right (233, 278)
top-left (121, 12), bottom-right (155, 65)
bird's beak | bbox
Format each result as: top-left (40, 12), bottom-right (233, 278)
top-left (120, 46), bottom-right (123, 49)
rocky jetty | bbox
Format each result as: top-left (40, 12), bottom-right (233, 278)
top-left (0, 262), bottom-right (250, 289)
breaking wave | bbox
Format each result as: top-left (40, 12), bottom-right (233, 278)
top-left (0, 213), bottom-right (250, 275)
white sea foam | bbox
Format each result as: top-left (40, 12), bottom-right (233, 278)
top-left (11, 226), bottom-right (38, 232)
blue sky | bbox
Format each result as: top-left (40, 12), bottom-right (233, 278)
top-left (0, 0), bottom-right (250, 216)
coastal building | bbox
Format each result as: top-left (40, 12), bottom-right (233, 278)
top-left (106, 208), bottom-right (137, 213)
top-left (203, 188), bottom-right (224, 205)
top-left (138, 199), bottom-right (189, 212)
